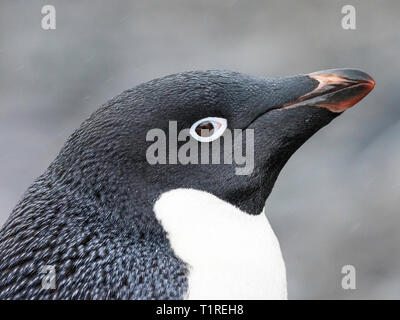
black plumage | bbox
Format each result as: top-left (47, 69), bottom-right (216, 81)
top-left (0, 69), bottom-right (373, 299)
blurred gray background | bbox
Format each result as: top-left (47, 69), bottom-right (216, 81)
top-left (0, 0), bottom-right (399, 299)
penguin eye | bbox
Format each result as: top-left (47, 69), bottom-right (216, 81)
top-left (190, 117), bottom-right (227, 142)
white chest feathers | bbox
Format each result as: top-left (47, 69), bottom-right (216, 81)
top-left (154, 189), bottom-right (287, 300)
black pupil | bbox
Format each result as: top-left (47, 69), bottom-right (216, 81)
top-left (195, 121), bottom-right (214, 137)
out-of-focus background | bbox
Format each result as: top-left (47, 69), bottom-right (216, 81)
top-left (0, 0), bottom-right (399, 299)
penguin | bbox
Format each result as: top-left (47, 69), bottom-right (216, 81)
top-left (0, 68), bottom-right (374, 299)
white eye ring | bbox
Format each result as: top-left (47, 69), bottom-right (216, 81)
top-left (190, 117), bottom-right (228, 142)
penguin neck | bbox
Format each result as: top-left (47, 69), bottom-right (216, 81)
top-left (45, 159), bottom-right (165, 235)
top-left (154, 188), bottom-right (287, 299)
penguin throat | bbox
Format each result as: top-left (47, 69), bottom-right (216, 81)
top-left (154, 188), bottom-right (287, 299)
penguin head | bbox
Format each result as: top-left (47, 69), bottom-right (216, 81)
top-left (57, 69), bottom-right (374, 216)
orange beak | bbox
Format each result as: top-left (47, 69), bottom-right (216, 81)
top-left (283, 68), bottom-right (375, 113)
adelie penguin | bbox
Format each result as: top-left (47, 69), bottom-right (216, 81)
top-left (0, 68), bottom-right (374, 299)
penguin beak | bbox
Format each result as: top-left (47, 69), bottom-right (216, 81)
top-left (283, 68), bottom-right (375, 113)
top-left (227, 69), bottom-right (375, 214)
